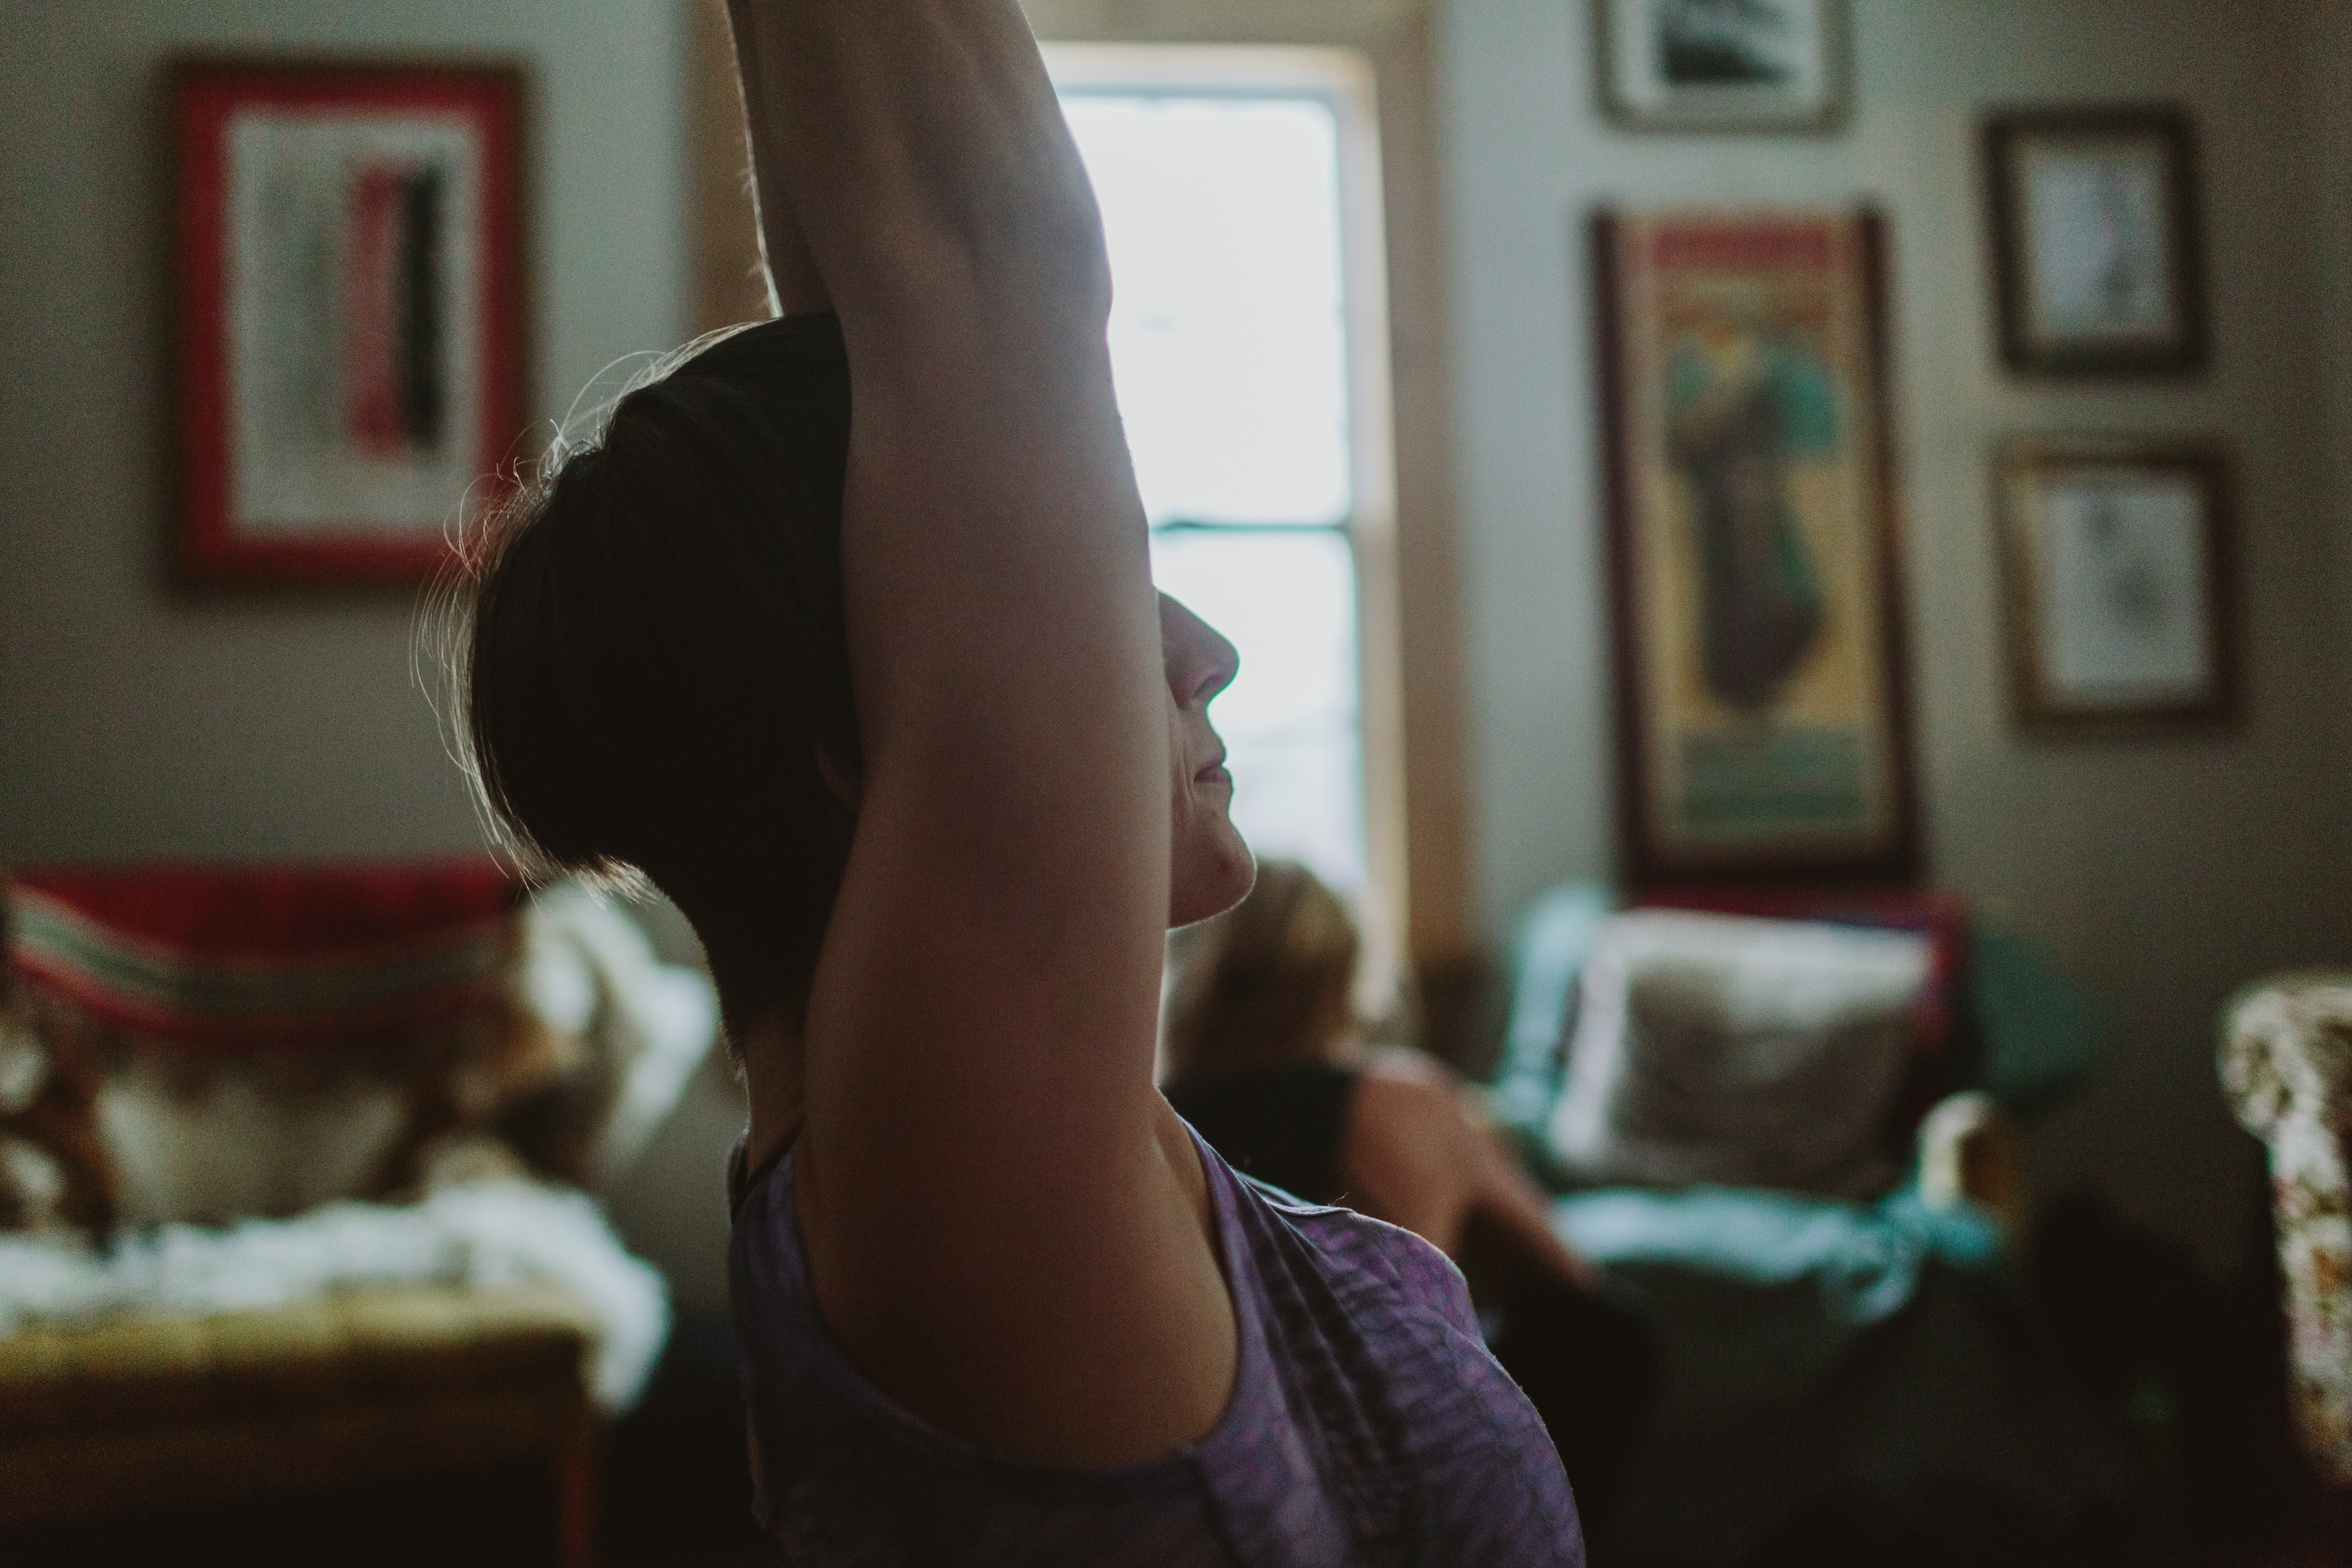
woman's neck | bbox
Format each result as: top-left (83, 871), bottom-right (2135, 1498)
top-left (736, 1009), bottom-right (807, 1174)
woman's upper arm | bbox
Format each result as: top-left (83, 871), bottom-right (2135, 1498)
top-left (724, 0), bottom-right (1233, 1463)
top-left (1346, 1053), bottom-right (1593, 1287)
top-left (1345, 1063), bottom-right (1481, 1251)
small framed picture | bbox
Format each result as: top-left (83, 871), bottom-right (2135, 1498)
top-left (1996, 438), bottom-right (2235, 729)
top-left (1595, 0), bottom-right (1851, 134)
top-left (1982, 106), bottom-right (2206, 377)
top-left (172, 58), bottom-right (528, 583)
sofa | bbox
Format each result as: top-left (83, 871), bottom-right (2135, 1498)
top-left (0, 861), bottom-right (717, 1561)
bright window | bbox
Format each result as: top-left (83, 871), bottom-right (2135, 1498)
top-left (1056, 75), bottom-right (1370, 897)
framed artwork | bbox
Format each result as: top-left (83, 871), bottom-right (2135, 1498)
top-left (1982, 105), bottom-right (2206, 377)
top-left (1593, 209), bottom-right (1918, 886)
top-left (1595, 0), bottom-right (1851, 134)
top-left (1996, 438), bottom-right (2235, 730)
top-left (172, 58), bottom-right (527, 583)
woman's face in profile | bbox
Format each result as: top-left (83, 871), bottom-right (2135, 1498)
top-left (1159, 592), bottom-right (1255, 928)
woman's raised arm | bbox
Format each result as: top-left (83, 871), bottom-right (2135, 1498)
top-left (722, 1), bottom-right (1236, 1464)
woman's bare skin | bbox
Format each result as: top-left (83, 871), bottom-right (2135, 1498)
top-left (1342, 1049), bottom-right (1601, 1291)
top-left (721, 0), bottom-right (1255, 1467)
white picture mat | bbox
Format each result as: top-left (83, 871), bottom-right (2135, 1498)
top-left (2029, 471), bottom-right (2212, 703)
top-left (2019, 140), bottom-right (2177, 345)
top-left (1607, 0), bottom-right (1837, 119)
top-left (226, 107), bottom-right (484, 538)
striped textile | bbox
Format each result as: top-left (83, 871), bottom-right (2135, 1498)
top-left (4, 863), bottom-right (521, 1050)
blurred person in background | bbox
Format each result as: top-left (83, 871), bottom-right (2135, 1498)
top-left (1164, 861), bottom-right (1657, 1538)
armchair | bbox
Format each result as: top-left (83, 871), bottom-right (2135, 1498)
top-left (2220, 977), bottom-right (2352, 1488)
top-left (0, 860), bottom-right (715, 1562)
top-left (1485, 882), bottom-right (2124, 1566)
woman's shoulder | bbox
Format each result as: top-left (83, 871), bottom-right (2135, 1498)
top-left (1207, 1137), bottom-right (1482, 1350)
top-left (1343, 1047), bottom-right (1483, 1146)
top-left (1201, 1139), bottom-right (1586, 1563)
top-left (731, 1128), bottom-right (1580, 1566)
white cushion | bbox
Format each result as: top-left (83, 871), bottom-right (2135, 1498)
top-left (1547, 910), bottom-right (1931, 1197)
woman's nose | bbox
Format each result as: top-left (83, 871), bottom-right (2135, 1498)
top-left (1159, 593), bottom-right (1240, 710)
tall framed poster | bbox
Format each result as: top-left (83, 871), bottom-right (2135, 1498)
top-left (172, 58), bottom-right (527, 583)
top-left (1593, 209), bottom-right (1918, 886)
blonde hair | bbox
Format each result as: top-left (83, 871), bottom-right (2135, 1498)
top-left (1163, 860), bottom-right (1360, 1081)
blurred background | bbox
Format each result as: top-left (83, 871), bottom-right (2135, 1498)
top-left (4, 0), bottom-right (2352, 1564)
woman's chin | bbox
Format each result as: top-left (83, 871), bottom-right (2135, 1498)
top-left (1169, 827), bottom-right (1255, 929)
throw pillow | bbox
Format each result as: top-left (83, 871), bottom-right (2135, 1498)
top-left (1547, 910), bottom-right (1933, 1198)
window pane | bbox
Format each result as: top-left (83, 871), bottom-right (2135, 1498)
top-left (1151, 529), bottom-right (1365, 894)
top-left (1060, 95), bottom-right (1352, 527)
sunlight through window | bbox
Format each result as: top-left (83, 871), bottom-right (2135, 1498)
top-left (1059, 87), bottom-right (1367, 894)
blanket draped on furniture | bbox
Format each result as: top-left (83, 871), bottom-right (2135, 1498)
top-left (0, 1175), bottom-right (666, 1408)
top-left (2, 860), bottom-right (528, 1234)
top-left (6, 861), bottom-right (520, 1046)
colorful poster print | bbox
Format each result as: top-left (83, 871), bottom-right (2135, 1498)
top-left (174, 61), bottom-right (524, 582)
top-left (1595, 210), bottom-right (1917, 883)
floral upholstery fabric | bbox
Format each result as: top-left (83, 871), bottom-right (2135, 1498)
top-left (2221, 976), bottom-right (2352, 1485)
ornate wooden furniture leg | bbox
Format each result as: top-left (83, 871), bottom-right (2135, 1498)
top-left (554, 1424), bottom-right (601, 1568)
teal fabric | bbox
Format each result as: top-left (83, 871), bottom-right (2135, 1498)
top-left (1551, 1190), bottom-right (2129, 1566)
top-left (1966, 921), bottom-right (2107, 1116)
top-left (1553, 1185), bottom-right (2006, 1326)
top-left (1488, 881), bottom-right (1612, 1184)
top-left (1592, 1260), bottom-right (2134, 1567)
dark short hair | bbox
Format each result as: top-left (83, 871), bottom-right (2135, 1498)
top-left (457, 314), bottom-right (857, 1030)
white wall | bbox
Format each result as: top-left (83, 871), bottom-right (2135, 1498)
top-left (2308, 0), bottom-right (2352, 764)
top-left (0, 0), bottom-right (687, 867)
top-left (0, 0), bottom-right (740, 1301)
top-left (1436, 0), bottom-right (2352, 1270)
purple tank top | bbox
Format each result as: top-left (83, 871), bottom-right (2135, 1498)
top-left (729, 1125), bottom-right (1585, 1566)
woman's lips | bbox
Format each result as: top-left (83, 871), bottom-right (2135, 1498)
top-left (1194, 752), bottom-right (1230, 787)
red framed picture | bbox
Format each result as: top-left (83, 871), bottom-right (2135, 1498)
top-left (172, 59), bottom-right (527, 583)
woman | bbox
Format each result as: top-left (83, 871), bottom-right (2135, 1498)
top-left (1162, 861), bottom-right (1590, 1263)
top-left (1163, 862), bottom-right (1655, 1540)
top-left (1164, 861), bottom-right (1595, 1273)
top-left (459, 1), bottom-right (1583, 1561)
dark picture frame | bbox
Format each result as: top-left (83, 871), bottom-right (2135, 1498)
top-left (172, 57), bottom-right (528, 583)
top-left (1981, 105), bottom-right (2207, 377)
top-left (1595, 0), bottom-right (1852, 135)
top-left (1593, 209), bottom-right (1919, 888)
top-left (1996, 436), bottom-right (2237, 731)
